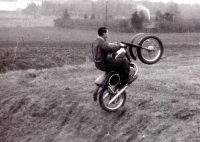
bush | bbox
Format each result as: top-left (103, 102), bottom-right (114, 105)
top-left (84, 14), bottom-right (88, 19)
top-left (63, 9), bottom-right (70, 20)
top-left (119, 19), bottom-right (129, 28)
top-left (54, 18), bottom-right (64, 27)
top-left (54, 9), bottom-right (71, 27)
top-left (91, 14), bottom-right (95, 20)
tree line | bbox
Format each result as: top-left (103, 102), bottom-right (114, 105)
top-left (22, 0), bottom-right (200, 33)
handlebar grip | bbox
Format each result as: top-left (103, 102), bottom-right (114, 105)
top-left (119, 42), bottom-right (128, 48)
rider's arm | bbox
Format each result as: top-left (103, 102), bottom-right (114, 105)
top-left (108, 42), bottom-right (118, 47)
top-left (102, 41), bottom-right (121, 53)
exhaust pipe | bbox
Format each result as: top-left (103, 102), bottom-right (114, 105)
top-left (108, 85), bottom-right (128, 104)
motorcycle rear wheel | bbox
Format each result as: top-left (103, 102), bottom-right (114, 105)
top-left (99, 87), bottom-right (126, 112)
top-left (137, 36), bottom-right (163, 64)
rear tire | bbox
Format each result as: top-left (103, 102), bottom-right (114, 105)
top-left (99, 87), bottom-right (126, 112)
top-left (137, 36), bottom-right (163, 64)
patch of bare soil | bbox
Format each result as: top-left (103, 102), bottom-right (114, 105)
top-left (0, 42), bottom-right (91, 73)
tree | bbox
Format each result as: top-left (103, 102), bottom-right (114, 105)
top-left (40, 1), bottom-right (63, 16)
top-left (166, 2), bottom-right (179, 24)
top-left (138, 11), bottom-right (146, 23)
top-left (91, 14), bottom-right (95, 20)
top-left (63, 9), bottom-right (70, 20)
top-left (131, 11), bottom-right (143, 30)
top-left (163, 12), bottom-right (173, 22)
top-left (54, 9), bottom-right (70, 27)
top-left (167, 2), bottom-right (179, 17)
top-left (22, 3), bottom-right (40, 15)
top-left (155, 10), bottom-right (162, 21)
top-left (155, 11), bottom-right (175, 32)
top-left (84, 14), bottom-right (88, 19)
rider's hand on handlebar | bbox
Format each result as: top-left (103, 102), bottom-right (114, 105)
top-left (119, 43), bottom-right (128, 48)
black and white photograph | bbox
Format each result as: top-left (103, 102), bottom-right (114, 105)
top-left (0, 0), bottom-right (199, 141)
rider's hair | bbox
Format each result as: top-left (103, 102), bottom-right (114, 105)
top-left (98, 27), bottom-right (107, 36)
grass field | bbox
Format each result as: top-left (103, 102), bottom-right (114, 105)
top-left (0, 26), bottom-right (200, 72)
top-left (0, 26), bottom-right (200, 45)
top-left (0, 25), bottom-right (200, 142)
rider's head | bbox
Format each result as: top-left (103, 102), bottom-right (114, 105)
top-left (98, 27), bottom-right (108, 39)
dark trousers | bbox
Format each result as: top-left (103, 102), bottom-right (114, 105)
top-left (96, 58), bottom-right (130, 85)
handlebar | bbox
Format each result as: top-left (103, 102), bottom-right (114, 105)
top-left (120, 41), bottom-right (143, 49)
top-left (119, 43), bottom-right (128, 48)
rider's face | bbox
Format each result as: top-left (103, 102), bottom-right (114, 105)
top-left (103, 30), bottom-right (108, 39)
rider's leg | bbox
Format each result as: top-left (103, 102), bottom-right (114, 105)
top-left (105, 58), bottom-right (129, 86)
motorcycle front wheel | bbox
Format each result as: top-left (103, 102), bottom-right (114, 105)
top-left (99, 87), bottom-right (126, 112)
top-left (137, 36), bottom-right (163, 64)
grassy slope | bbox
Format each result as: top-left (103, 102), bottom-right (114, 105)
top-left (0, 44), bottom-right (200, 142)
top-left (0, 25), bottom-right (200, 141)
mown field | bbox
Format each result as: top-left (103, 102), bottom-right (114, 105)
top-left (0, 26), bottom-right (200, 142)
top-left (0, 26), bottom-right (200, 72)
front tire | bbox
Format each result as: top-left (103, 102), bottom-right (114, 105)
top-left (99, 87), bottom-right (126, 112)
top-left (137, 36), bottom-right (163, 64)
top-left (129, 33), bottom-right (145, 60)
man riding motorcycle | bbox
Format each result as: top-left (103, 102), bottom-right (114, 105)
top-left (92, 27), bottom-right (138, 88)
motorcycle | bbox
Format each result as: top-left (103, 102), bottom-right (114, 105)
top-left (93, 35), bottom-right (164, 112)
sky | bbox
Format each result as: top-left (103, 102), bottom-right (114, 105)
top-left (145, 0), bottom-right (200, 4)
top-left (0, 0), bottom-right (200, 11)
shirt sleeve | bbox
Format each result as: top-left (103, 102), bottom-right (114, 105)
top-left (101, 41), bottom-right (121, 53)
